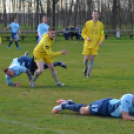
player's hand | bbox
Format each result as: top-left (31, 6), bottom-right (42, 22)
top-left (87, 37), bottom-right (91, 41)
top-left (99, 41), bottom-right (102, 46)
top-left (15, 82), bottom-right (20, 87)
top-left (61, 50), bottom-right (67, 55)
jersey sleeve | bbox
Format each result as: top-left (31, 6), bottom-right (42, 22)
top-left (0, 35), bottom-right (1, 43)
top-left (120, 96), bottom-right (129, 112)
top-left (43, 43), bottom-right (61, 58)
top-left (100, 23), bottom-right (105, 42)
top-left (81, 23), bottom-right (88, 40)
top-left (19, 66), bottom-right (27, 73)
top-left (9, 23), bottom-right (13, 28)
top-left (6, 75), bottom-right (12, 84)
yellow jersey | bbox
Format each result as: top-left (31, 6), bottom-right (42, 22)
top-left (0, 35), bottom-right (1, 43)
top-left (82, 20), bottom-right (104, 48)
top-left (33, 33), bottom-right (61, 58)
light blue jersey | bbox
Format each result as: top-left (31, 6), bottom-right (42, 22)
top-left (109, 94), bottom-right (134, 118)
top-left (37, 23), bottom-right (49, 42)
top-left (9, 22), bottom-right (20, 33)
top-left (6, 59), bottom-right (26, 84)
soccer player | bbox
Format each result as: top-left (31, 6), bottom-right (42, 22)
top-left (4, 18), bottom-right (21, 49)
top-left (37, 16), bottom-right (49, 43)
top-left (3, 55), bottom-right (67, 87)
top-left (0, 35), bottom-right (1, 46)
top-left (52, 94), bottom-right (134, 121)
top-left (81, 11), bottom-right (105, 78)
top-left (31, 27), bottom-right (67, 87)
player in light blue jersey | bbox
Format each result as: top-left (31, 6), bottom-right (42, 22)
top-left (3, 53), bottom-right (67, 87)
top-left (52, 94), bottom-right (134, 120)
top-left (37, 16), bottom-right (49, 43)
top-left (4, 18), bottom-right (21, 49)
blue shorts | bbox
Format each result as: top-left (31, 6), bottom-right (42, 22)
top-left (89, 98), bottom-right (113, 116)
top-left (11, 32), bottom-right (17, 39)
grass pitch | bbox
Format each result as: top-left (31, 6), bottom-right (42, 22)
top-left (0, 36), bottom-right (134, 134)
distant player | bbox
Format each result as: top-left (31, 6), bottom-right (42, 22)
top-left (37, 16), bottom-right (49, 43)
top-left (82, 11), bottom-right (105, 78)
top-left (52, 94), bottom-right (134, 121)
top-left (3, 54), bottom-right (67, 87)
top-left (4, 18), bottom-right (21, 49)
top-left (31, 27), bottom-right (67, 87)
top-left (0, 35), bottom-right (1, 46)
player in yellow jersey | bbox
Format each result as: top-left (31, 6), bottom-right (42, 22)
top-left (0, 35), bottom-right (1, 46)
top-left (30, 27), bottom-right (67, 87)
top-left (81, 11), bottom-right (105, 78)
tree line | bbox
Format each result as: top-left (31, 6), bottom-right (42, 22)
top-left (0, 0), bottom-right (134, 31)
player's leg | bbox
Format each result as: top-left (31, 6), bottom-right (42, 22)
top-left (31, 60), bottom-right (44, 87)
top-left (82, 47), bottom-right (91, 76)
top-left (47, 63), bottom-right (65, 86)
top-left (14, 38), bottom-right (21, 49)
top-left (7, 34), bottom-right (13, 49)
top-left (87, 55), bottom-right (95, 78)
top-left (44, 61), bottom-right (67, 69)
top-left (52, 100), bottom-right (90, 115)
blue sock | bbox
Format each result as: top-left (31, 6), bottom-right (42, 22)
top-left (8, 41), bottom-right (13, 47)
top-left (15, 41), bottom-right (19, 47)
top-left (61, 102), bottom-right (87, 112)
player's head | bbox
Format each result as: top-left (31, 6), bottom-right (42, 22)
top-left (14, 18), bottom-right (18, 23)
top-left (3, 67), bottom-right (15, 77)
top-left (92, 10), bottom-right (99, 20)
top-left (42, 16), bottom-right (47, 23)
top-left (48, 27), bottom-right (56, 40)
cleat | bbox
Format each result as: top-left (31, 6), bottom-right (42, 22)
top-left (17, 47), bottom-right (21, 49)
top-left (57, 82), bottom-right (65, 86)
top-left (60, 61), bottom-right (67, 69)
top-left (52, 105), bottom-right (62, 114)
top-left (57, 99), bottom-right (67, 104)
top-left (57, 99), bottom-right (73, 104)
top-left (24, 51), bottom-right (29, 57)
top-left (87, 74), bottom-right (90, 78)
top-left (30, 81), bottom-right (35, 87)
top-left (7, 47), bottom-right (10, 49)
top-left (83, 68), bottom-right (87, 76)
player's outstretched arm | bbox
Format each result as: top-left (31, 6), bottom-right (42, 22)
top-left (8, 82), bottom-right (20, 87)
top-left (122, 111), bottom-right (134, 121)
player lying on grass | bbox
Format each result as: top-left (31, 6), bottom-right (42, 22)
top-left (52, 94), bottom-right (134, 121)
top-left (31, 27), bottom-right (67, 87)
top-left (3, 55), bottom-right (67, 87)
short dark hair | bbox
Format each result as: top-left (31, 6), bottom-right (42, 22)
top-left (48, 27), bottom-right (55, 32)
top-left (3, 67), bottom-right (9, 73)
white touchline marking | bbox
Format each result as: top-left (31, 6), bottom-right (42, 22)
top-left (0, 118), bottom-right (77, 134)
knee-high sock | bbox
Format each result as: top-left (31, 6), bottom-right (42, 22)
top-left (8, 41), bottom-right (13, 47)
top-left (87, 61), bottom-right (94, 75)
top-left (44, 62), bottom-right (61, 69)
top-left (51, 71), bottom-right (59, 84)
top-left (32, 71), bottom-right (40, 82)
top-left (61, 102), bottom-right (87, 113)
top-left (84, 60), bottom-right (88, 69)
top-left (15, 41), bottom-right (19, 47)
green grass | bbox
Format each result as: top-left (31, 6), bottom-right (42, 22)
top-left (0, 36), bottom-right (134, 134)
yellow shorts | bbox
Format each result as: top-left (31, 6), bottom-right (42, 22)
top-left (34, 54), bottom-right (53, 63)
top-left (82, 47), bottom-right (99, 56)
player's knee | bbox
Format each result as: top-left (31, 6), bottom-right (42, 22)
top-left (79, 107), bottom-right (89, 115)
top-left (49, 66), bottom-right (55, 73)
top-left (38, 69), bottom-right (44, 74)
